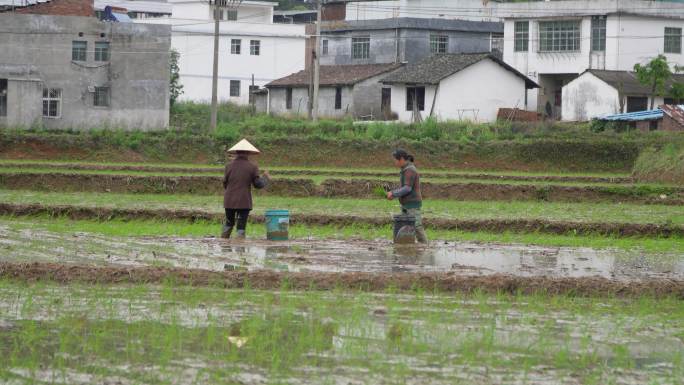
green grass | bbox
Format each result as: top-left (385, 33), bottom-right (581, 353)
top-left (0, 159), bottom-right (633, 178)
top-left (0, 280), bottom-right (681, 384)
top-left (2, 190), bottom-right (683, 226)
top-left (6, 215), bottom-right (684, 253)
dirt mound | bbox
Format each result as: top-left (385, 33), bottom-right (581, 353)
top-left (0, 162), bottom-right (633, 184)
top-left (1, 262), bottom-right (681, 298)
top-left (1, 202), bottom-right (682, 238)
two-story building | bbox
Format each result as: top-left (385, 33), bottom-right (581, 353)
top-left (318, 17), bottom-right (504, 66)
top-left (147, 0), bottom-right (307, 105)
top-left (0, 10), bottom-right (171, 129)
top-left (501, 0), bottom-right (684, 120)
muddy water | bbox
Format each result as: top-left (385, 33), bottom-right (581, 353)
top-left (0, 285), bottom-right (681, 385)
top-left (0, 224), bottom-right (681, 281)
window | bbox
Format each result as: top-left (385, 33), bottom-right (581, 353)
top-left (591, 17), bottom-right (606, 52)
top-left (626, 96), bottom-right (648, 113)
top-left (335, 87), bottom-right (342, 110)
top-left (286, 87), bottom-right (293, 109)
top-left (539, 21), bottom-right (581, 52)
top-left (665, 98), bottom-right (676, 105)
top-left (231, 39), bottom-right (241, 55)
top-left (230, 80), bottom-right (240, 97)
top-left (42, 88), bottom-right (62, 118)
top-left (514, 21), bottom-right (529, 52)
top-left (0, 79), bottom-right (7, 117)
top-left (430, 34), bottom-right (449, 54)
top-left (250, 40), bottom-right (260, 56)
top-left (351, 36), bottom-right (370, 59)
top-left (72, 41), bottom-right (87, 61)
top-left (406, 87), bottom-right (425, 111)
top-left (94, 42), bottom-right (110, 61)
top-left (665, 27), bottom-right (682, 54)
top-left (322, 39), bottom-right (329, 55)
top-left (94, 87), bottom-right (110, 107)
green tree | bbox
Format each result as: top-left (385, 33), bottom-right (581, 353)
top-left (634, 55), bottom-right (672, 110)
top-left (169, 49), bottom-right (184, 107)
top-left (670, 83), bottom-right (684, 105)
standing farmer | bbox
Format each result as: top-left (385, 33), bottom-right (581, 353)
top-left (387, 149), bottom-right (427, 244)
top-left (222, 139), bottom-right (270, 239)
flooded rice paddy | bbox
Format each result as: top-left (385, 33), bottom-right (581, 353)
top-left (0, 282), bottom-right (682, 385)
top-left (0, 223), bottom-right (681, 281)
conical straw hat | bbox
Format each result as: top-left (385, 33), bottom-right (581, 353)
top-left (228, 139), bottom-right (260, 154)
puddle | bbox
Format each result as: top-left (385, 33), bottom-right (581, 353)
top-left (0, 224), bottom-right (681, 281)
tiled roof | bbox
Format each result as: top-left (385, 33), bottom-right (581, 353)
top-left (661, 105), bottom-right (684, 126)
top-left (381, 53), bottom-right (538, 88)
top-left (588, 70), bottom-right (684, 95)
top-left (266, 63), bottom-right (403, 87)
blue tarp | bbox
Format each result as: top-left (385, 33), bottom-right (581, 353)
top-left (597, 109), bottom-right (663, 122)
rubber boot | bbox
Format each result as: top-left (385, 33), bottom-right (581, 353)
top-left (235, 229), bottom-right (246, 240)
top-left (221, 225), bottom-right (233, 239)
top-left (416, 227), bottom-right (429, 245)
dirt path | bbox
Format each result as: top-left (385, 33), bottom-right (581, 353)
top-left (1, 202), bottom-right (682, 237)
top-left (1, 262), bottom-right (681, 298)
top-left (0, 173), bottom-right (681, 204)
top-left (0, 162), bottom-right (633, 184)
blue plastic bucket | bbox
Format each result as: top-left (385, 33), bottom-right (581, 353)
top-left (265, 210), bottom-right (289, 241)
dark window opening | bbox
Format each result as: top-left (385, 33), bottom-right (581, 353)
top-left (335, 87), bottom-right (342, 110)
top-left (72, 41), bottom-right (87, 61)
top-left (406, 87), bottom-right (425, 112)
top-left (322, 39), bottom-right (329, 55)
top-left (286, 87), bottom-right (293, 109)
top-left (94, 87), bottom-right (110, 107)
top-left (250, 40), bottom-right (260, 56)
top-left (649, 120), bottom-right (659, 131)
top-left (381, 87), bottom-right (391, 119)
top-left (231, 39), bottom-right (241, 55)
top-left (0, 79), bottom-right (7, 117)
top-left (42, 88), bottom-right (62, 117)
top-left (626, 96), bottom-right (649, 113)
top-left (230, 80), bottom-right (241, 97)
top-left (665, 27), bottom-right (682, 54)
top-left (351, 36), bottom-right (370, 59)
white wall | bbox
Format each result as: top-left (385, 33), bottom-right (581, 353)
top-left (503, 13), bottom-right (684, 113)
top-left (159, 1), bottom-right (305, 104)
top-left (391, 59), bottom-right (527, 123)
top-left (167, 0), bottom-right (273, 23)
top-left (562, 72), bottom-right (620, 121)
top-left (345, 0), bottom-right (500, 22)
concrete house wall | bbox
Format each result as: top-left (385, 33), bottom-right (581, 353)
top-left (321, 27), bottom-right (496, 66)
top-left (0, 13), bottom-right (171, 130)
top-left (143, 0), bottom-right (306, 105)
top-left (562, 73), bottom-right (621, 121)
top-left (501, 0), bottom-right (684, 119)
top-left (267, 86), bottom-right (354, 118)
top-left (390, 59), bottom-right (527, 123)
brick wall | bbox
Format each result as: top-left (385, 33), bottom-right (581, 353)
top-left (321, 3), bottom-right (345, 21)
top-left (662, 115), bottom-right (684, 131)
top-left (16, 0), bottom-right (93, 17)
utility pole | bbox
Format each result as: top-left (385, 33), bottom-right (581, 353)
top-left (312, 0), bottom-right (322, 122)
top-left (209, 0), bottom-right (243, 132)
top-left (210, 5), bottom-right (220, 131)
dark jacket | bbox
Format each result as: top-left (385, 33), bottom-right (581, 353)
top-left (223, 155), bottom-right (268, 209)
top-left (391, 162), bottom-right (422, 209)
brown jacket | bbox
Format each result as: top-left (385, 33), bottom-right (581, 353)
top-left (223, 155), bottom-right (267, 209)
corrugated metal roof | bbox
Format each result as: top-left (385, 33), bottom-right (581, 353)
top-left (661, 105), bottom-right (684, 126)
top-left (597, 109), bottom-right (664, 122)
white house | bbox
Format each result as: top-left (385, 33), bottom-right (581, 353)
top-left (501, 0), bottom-right (684, 120)
top-left (139, 0), bottom-right (307, 105)
top-left (381, 53), bottom-right (538, 123)
top-left (342, 0), bottom-right (501, 22)
top-left (562, 70), bottom-right (684, 121)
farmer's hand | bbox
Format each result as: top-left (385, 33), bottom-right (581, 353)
top-left (386, 191), bottom-right (394, 200)
top-left (262, 171), bottom-right (270, 178)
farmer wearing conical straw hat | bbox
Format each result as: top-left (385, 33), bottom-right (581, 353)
top-left (221, 139), bottom-right (270, 239)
